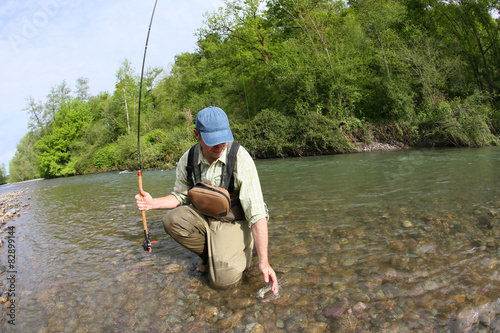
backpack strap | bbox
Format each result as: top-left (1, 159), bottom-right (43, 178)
top-left (220, 142), bottom-right (240, 193)
top-left (186, 142), bottom-right (240, 193)
top-left (186, 143), bottom-right (201, 187)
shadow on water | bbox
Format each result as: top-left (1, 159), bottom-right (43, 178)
top-left (1, 147), bottom-right (499, 332)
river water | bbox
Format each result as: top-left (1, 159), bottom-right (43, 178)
top-left (0, 147), bottom-right (499, 332)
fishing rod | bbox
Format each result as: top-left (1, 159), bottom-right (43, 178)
top-left (137, 0), bottom-right (159, 252)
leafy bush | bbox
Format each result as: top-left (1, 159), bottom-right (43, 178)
top-left (0, 163), bottom-right (7, 185)
top-left (233, 109), bottom-right (354, 158)
top-left (233, 109), bottom-right (294, 158)
top-left (293, 112), bottom-right (354, 155)
top-left (115, 135), bottom-right (138, 171)
top-left (93, 144), bottom-right (119, 172)
top-left (139, 126), bottom-right (196, 170)
top-left (426, 93), bottom-right (498, 147)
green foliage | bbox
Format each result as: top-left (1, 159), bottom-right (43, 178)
top-left (294, 112), bottom-right (354, 155)
top-left (233, 109), bottom-right (354, 158)
top-left (428, 92), bottom-right (498, 147)
top-left (9, 133), bottom-right (40, 182)
top-left (0, 163), bottom-right (7, 185)
top-left (35, 100), bottom-right (92, 177)
top-left (140, 127), bottom-right (197, 170)
top-left (93, 144), bottom-right (119, 172)
top-left (233, 109), bottom-right (294, 158)
top-left (9, 0), bottom-right (500, 180)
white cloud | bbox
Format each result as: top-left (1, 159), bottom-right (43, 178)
top-left (0, 0), bottom-right (225, 174)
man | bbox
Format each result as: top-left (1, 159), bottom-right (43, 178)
top-left (135, 106), bottom-right (278, 294)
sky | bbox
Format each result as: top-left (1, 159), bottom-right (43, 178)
top-left (0, 0), bottom-right (225, 174)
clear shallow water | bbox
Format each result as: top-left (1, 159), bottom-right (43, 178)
top-left (0, 147), bottom-right (499, 332)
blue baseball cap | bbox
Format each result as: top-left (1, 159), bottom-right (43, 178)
top-left (195, 106), bottom-right (234, 146)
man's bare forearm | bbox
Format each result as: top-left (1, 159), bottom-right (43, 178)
top-left (252, 217), bottom-right (270, 265)
top-left (150, 194), bottom-right (181, 210)
top-left (251, 217), bottom-right (278, 293)
top-left (136, 192), bottom-right (181, 211)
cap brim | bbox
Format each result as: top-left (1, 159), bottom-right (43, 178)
top-left (200, 128), bottom-right (234, 146)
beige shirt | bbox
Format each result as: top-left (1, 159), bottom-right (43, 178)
top-left (172, 144), bottom-right (268, 227)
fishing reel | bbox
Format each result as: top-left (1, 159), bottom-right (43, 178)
top-left (142, 231), bottom-right (157, 252)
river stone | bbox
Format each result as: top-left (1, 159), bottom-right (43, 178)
top-left (486, 259), bottom-right (499, 269)
top-left (227, 297), bottom-right (254, 309)
top-left (218, 310), bottom-right (244, 331)
top-left (338, 314), bottom-right (362, 332)
top-left (491, 298), bottom-right (500, 313)
top-left (486, 237), bottom-right (496, 248)
top-left (273, 292), bottom-right (291, 305)
top-left (390, 241), bottom-right (406, 252)
top-left (342, 258), bottom-right (357, 267)
top-left (351, 292), bottom-right (370, 303)
top-left (381, 267), bottom-right (399, 281)
top-left (491, 317), bottom-right (500, 331)
top-left (402, 220), bottom-right (413, 228)
top-left (324, 299), bottom-right (349, 318)
top-left (453, 306), bottom-right (479, 332)
top-left (474, 295), bottom-right (491, 307)
top-left (250, 323), bottom-right (264, 333)
top-left (423, 280), bottom-right (439, 291)
top-left (302, 321), bottom-right (328, 333)
top-left (417, 242), bottom-right (437, 254)
top-left (352, 302), bottom-right (367, 316)
top-left (330, 243), bottom-right (341, 252)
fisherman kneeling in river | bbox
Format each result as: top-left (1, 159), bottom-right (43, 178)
top-left (135, 106), bottom-right (278, 294)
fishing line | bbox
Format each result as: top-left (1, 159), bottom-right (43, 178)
top-left (137, 0), bottom-right (159, 252)
top-left (236, 31), bottom-right (250, 119)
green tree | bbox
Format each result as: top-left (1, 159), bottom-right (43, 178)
top-left (76, 77), bottom-right (90, 101)
top-left (44, 80), bottom-right (72, 123)
top-left (137, 66), bottom-right (163, 133)
top-left (35, 100), bottom-right (92, 177)
top-left (115, 59), bottom-right (138, 135)
top-left (431, 0), bottom-right (500, 95)
top-left (9, 133), bottom-right (40, 182)
top-left (196, 0), bottom-right (285, 116)
top-left (0, 163), bottom-right (7, 184)
top-left (23, 96), bottom-right (47, 134)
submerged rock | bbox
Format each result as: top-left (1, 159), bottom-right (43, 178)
top-left (324, 300), bottom-right (349, 318)
top-left (451, 306), bottom-right (479, 332)
top-left (337, 314), bottom-right (362, 332)
top-left (449, 298), bottom-right (500, 332)
top-left (402, 220), bottom-right (414, 228)
top-left (352, 302), bottom-right (367, 316)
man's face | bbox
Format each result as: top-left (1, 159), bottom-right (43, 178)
top-left (194, 129), bottom-right (227, 163)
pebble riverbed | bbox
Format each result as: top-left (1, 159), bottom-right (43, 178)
top-left (0, 148), bottom-right (498, 332)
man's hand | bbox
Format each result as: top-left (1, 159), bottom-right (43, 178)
top-left (260, 262), bottom-right (279, 295)
top-left (135, 188), bottom-right (153, 211)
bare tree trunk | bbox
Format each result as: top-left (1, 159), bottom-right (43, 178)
top-left (123, 87), bottom-right (131, 135)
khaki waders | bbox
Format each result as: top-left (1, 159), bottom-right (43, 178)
top-left (162, 205), bottom-right (254, 288)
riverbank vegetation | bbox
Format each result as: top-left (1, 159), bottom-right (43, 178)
top-left (0, 164), bottom-right (7, 185)
top-left (8, 0), bottom-right (500, 181)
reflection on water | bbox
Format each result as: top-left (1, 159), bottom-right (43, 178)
top-left (1, 147), bottom-right (499, 332)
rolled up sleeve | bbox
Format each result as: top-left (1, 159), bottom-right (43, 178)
top-left (234, 147), bottom-right (269, 227)
top-left (171, 151), bottom-right (191, 205)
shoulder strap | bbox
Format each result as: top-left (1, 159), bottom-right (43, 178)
top-left (186, 142), bottom-right (240, 193)
top-left (186, 143), bottom-right (201, 187)
top-left (220, 142), bottom-right (240, 193)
